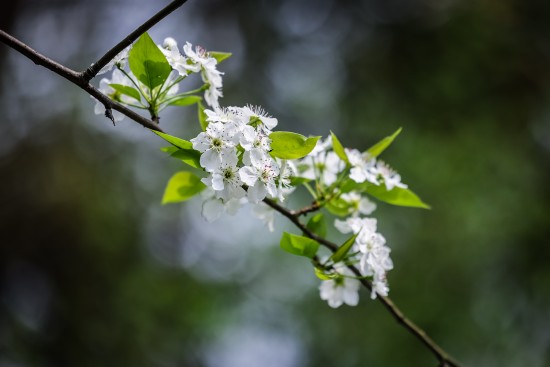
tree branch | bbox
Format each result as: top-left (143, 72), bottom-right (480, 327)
top-left (263, 198), bottom-right (462, 367)
top-left (82, 0), bottom-right (188, 81)
top-left (0, 30), bottom-right (164, 132)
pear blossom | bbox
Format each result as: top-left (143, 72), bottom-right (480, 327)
top-left (239, 125), bottom-right (271, 156)
top-left (374, 161), bottom-right (408, 191)
top-left (201, 150), bottom-right (246, 201)
top-left (347, 148), bottom-right (378, 185)
top-left (191, 123), bottom-right (238, 171)
top-left (241, 105), bottom-right (278, 133)
top-left (239, 150), bottom-right (280, 203)
top-left (319, 263), bottom-right (360, 308)
top-left (340, 192), bottom-right (377, 216)
top-left (182, 42), bottom-right (223, 108)
top-left (159, 37), bottom-right (188, 76)
top-left (299, 137), bottom-right (345, 186)
top-left (276, 159), bottom-right (297, 202)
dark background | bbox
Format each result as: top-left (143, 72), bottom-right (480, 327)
top-left (1, 0), bottom-right (549, 366)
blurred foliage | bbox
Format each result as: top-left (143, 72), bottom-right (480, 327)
top-left (1, 0), bottom-right (550, 366)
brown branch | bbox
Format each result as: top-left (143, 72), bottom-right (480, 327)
top-left (82, 0), bottom-right (188, 81)
top-left (0, 30), bottom-right (163, 132)
top-left (290, 201), bottom-right (321, 217)
top-left (263, 198), bottom-right (462, 367)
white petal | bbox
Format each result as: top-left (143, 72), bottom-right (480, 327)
top-left (239, 166), bottom-right (258, 186)
top-left (248, 181), bottom-right (267, 203)
top-left (202, 199), bottom-right (223, 222)
top-left (200, 149), bottom-right (220, 171)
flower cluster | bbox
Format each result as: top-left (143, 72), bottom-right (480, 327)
top-left (190, 106), bottom-right (292, 224)
top-left (93, 33), bottom-right (421, 311)
top-left (292, 136), bottom-right (407, 307)
top-left (93, 36), bottom-right (224, 121)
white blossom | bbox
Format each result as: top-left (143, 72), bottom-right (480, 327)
top-left (159, 37), bottom-right (189, 77)
top-left (241, 105), bottom-right (278, 133)
top-left (182, 42), bottom-right (223, 108)
top-left (319, 263), bottom-right (360, 308)
top-left (340, 192), bottom-right (377, 216)
top-left (191, 123), bottom-right (238, 171)
top-left (347, 148), bottom-right (378, 185)
top-left (239, 150), bottom-right (280, 203)
top-left (201, 150), bottom-right (246, 201)
top-left (374, 161), bottom-right (408, 191)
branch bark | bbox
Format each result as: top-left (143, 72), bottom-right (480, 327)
top-left (263, 198), bottom-right (462, 367)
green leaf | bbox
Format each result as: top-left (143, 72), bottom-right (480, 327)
top-left (168, 95), bottom-right (202, 106)
top-left (269, 132), bottom-right (320, 159)
top-left (153, 131), bottom-right (193, 150)
top-left (306, 213), bottom-right (327, 238)
top-left (160, 146), bottom-right (201, 169)
top-left (197, 101), bottom-right (208, 131)
top-left (209, 51), bottom-right (232, 63)
top-left (109, 83), bottom-right (141, 101)
top-left (128, 33), bottom-right (171, 90)
top-left (339, 179), bottom-right (373, 194)
top-left (280, 232), bottom-right (320, 258)
top-left (314, 267), bottom-right (338, 280)
top-left (325, 197), bottom-right (352, 217)
top-left (162, 171), bottom-right (206, 204)
top-left (366, 127), bottom-right (402, 158)
top-left (330, 233), bottom-right (358, 263)
top-left (330, 131), bottom-right (349, 164)
top-left (365, 185), bottom-right (430, 209)
top-left (170, 149), bottom-right (201, 169)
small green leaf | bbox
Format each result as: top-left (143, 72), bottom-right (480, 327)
top-left (330, 233), bottom-right (358, 263)
top-left (330, 131), bottom-right (349, 164)
top-left (128, 33), bottom-right (171, 90)
top-left (306, 213), bottom-right (327, 238)
top-left (160, 146), bottom-right (201, 169)
top-left (197, 101), bottom-right (208, 131)
top-left (314, 267), bottom-right (338, 280)
top-left (209, 51), bottom-right (232, 63)
top-left (168, 95), bottom-right (202, 106)
top-left (170, 149), bottom-right (201, 169)
top-left (269, 132), bottom-right (320, 159)
top-left (109, 84), bottom-right (141, 101)
top-left (366, 185), bottom-right (430, 209)
top-left (325, 197), bottom-right (352, 217)
top-left (280, 232), bottom-right (320, 258)
top-left (339, 179), bottom-right (373, 194)
top-left (366, 127), bottom-right (402, 158)
top-left (153, 131), bottom-right (193, 150)
top-left (162, 171), bottom-right (206, 204)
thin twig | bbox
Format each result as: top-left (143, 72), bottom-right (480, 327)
top-left (263, 198), bottom-right (462, 367)
top-left (290, 201), bottom-right (321, 217)
top-left (82, 0), bottom-right (188, 81)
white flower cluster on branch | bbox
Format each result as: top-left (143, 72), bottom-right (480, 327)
top-left (91, 33), bottom-right (424, 310)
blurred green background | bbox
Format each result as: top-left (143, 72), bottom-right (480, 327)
top-left (1, 0), bottom-right (549, 366)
